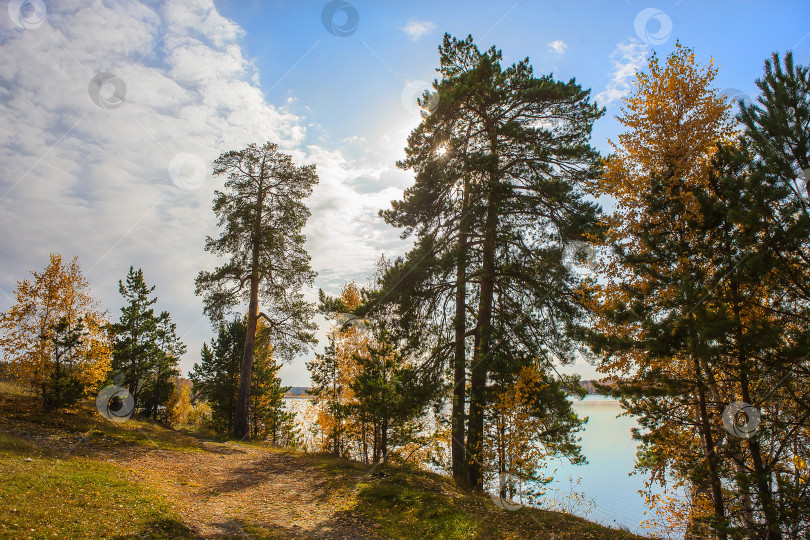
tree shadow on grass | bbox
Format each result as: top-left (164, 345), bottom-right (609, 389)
top-left (111, 517), bottom-right (197, 539)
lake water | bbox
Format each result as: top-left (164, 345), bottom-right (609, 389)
top-left (542, 395), bottom-right (666, 536)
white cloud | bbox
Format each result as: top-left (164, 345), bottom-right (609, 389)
top-left (548, 39), bottom-right (567, 54)
top-left (0, 0), bottom-right (409, 386)
top-left (402, 18), bottom-right (437, 42)
top-left (595, 38), bottom-right (649, 106)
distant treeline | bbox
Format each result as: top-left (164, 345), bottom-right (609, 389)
top-left (579, 380), bottom-right (616, 395)
top-left (284, 386), bottom-right (310, 398)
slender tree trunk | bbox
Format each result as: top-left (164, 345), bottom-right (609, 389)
top-left (373, 421), bottom-right (380, 463)
top-left (466, 179), bottom-right (499, 490)
top-left (362, 419), bottom-right (368, 463)
top-left (740, 371), bottom-right (781, 539)
top-left (234, 182), bottom-right (265, 439)
top-left (53, 353), bottom-right (62, 409)
top-left (452, 177), bottom-right (470, 487)
top-left (381, 417), bottom-right (388, 463)
top-left (498, 415), bottom-right (507, 499)
top-left (152, 363), bottom-right (161, 421)
top-left (692, 349), bottom-right (727, 539)
top-left (729, 284), bottom-right (781, 539)
top-left (234, 280), bottom-right (258, 439)
top-left (332, 379), bottom-right (341, 456)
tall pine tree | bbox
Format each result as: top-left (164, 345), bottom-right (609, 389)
top-left (196, 142), bottom-right (318, 439)
top-left (381, 34), bottom-right (603, 489)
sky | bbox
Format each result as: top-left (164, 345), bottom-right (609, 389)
top-left (1, 0), bottom-right (809, 386)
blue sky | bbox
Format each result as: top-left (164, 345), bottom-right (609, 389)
top-left (214, 0), bottom-right (810, 157)
top-left (1, 0), bottom-right (808, 386)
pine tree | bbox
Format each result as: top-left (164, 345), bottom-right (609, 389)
top-left (381, 34), bottom-right (602, 489)
top-left (190, 318), bottom-right (244, 433)
top-left (43, 316), bottom-right (86, 410)
top-left (691, 144), bottom-right (810, 537)
top-left (141, 311), bottom-right (185, 420)
top-left (584, 44), bottom-right (810, 538)
top-left (196, 141), bottom-right (318, 439)
top-left (191, 316), bottom-right (295, 444)
top-left (584, 43), bottom-right (739, 537)
top-left (349, 324), bottom-right (429, 464)
top-left (713, 51), bottom-right (810, 539)
top-left (249, 343), bottom-right (298, 446)
top-left (111, 267), bottom-right (159, 408)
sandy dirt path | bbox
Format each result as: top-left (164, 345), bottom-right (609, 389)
top-left (101, 440), bottom-right (380, 539)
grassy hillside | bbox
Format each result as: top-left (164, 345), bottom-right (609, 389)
top-left (0, 383), bottom-right (646, 539)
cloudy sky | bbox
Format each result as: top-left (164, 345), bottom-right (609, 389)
top-left (1, 0), bottom-right (808, 386)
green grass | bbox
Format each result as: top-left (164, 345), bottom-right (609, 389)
top-left (351, 466), bottom-right (641, 540)
top-left (0, 432), bottom-right (194, 539)
top-left (297, 452), bottom-right (644, 540)
top-left (0, 385), bottom-right (205, 453)
top-left (357, 481), bottom-right (477, 537)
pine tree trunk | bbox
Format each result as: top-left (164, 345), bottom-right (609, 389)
top-left (740, 370), bottom-right (781, 539)
top-left (466, 177), bottom-right (499, 490)
top-left (234, 176), bottom-right (266, 440)
top-left (730, 288), bottom-right (781, 539)
top-left (452, 178), bottom-right (469, 487)
top-left (691, 349), bottom-right (727, 539)
top-left (234, 276), bottom-right (258, 439)
top-left (234, 233), bottom-right (262, 438)
top-left (381, 417), bottom-right (388, 463)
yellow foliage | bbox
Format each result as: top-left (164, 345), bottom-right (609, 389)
top-left (0, 254), bottom-right (111, 396)
top-left (588, 43), bottom-right (736, 377)
top-left (598, 42), bottom-right (735, 211)
top-left (485, 364), bottom-right (553, 490)
top-left (310, 282), bottom-right (371, 456)
top-left (187, 401), bottom-right (212, 427)
top-left (166, 380), bottom-right (192, 425)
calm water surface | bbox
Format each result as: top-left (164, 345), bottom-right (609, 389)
top-left (543, 395), bottom-right (676, 537)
